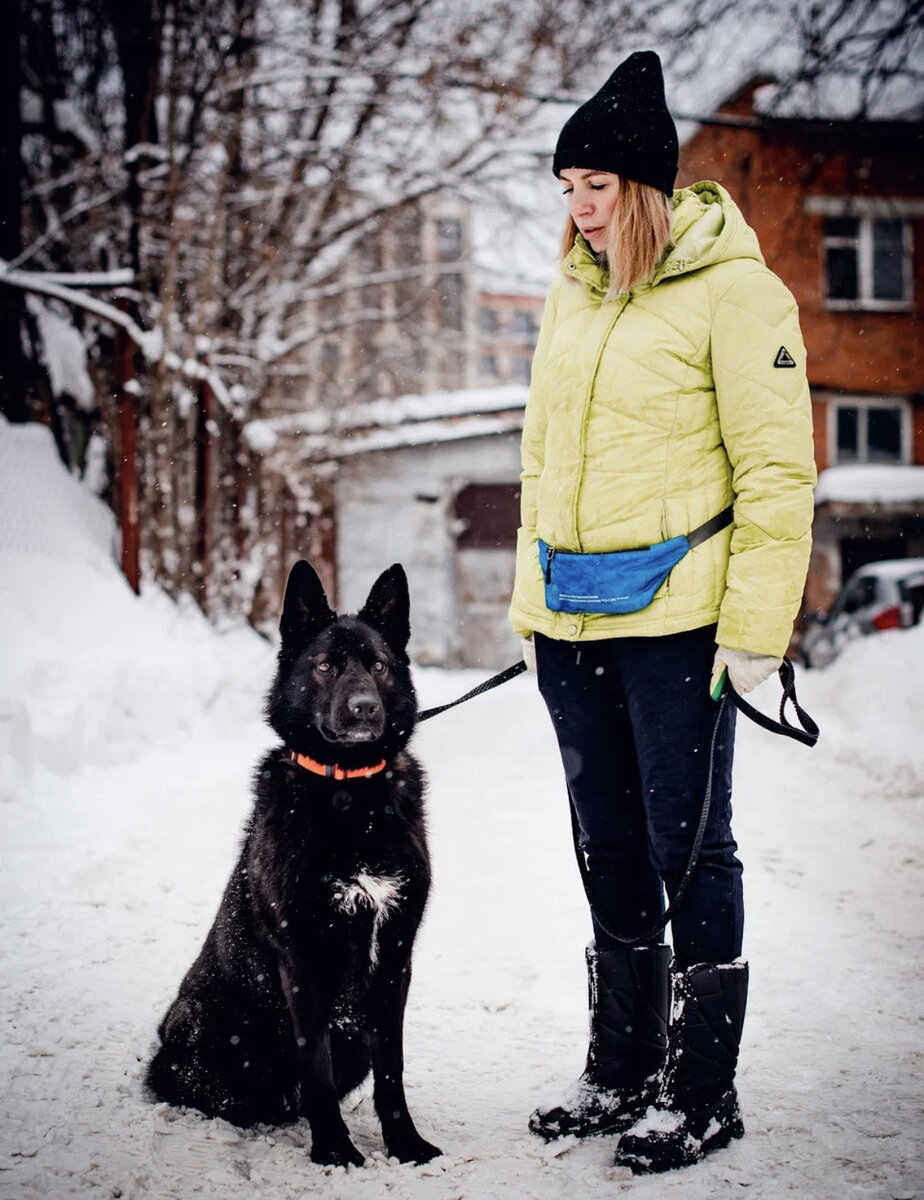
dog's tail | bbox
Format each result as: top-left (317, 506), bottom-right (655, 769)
top-left (331, 1022), bottom-right (372, 1099)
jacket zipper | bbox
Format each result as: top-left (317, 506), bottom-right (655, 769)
top-left (544, 547), bottom-right (556, 583)
top-left (571, 296), bottom-right (629, 550)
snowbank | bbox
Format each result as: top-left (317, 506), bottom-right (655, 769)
top-left (796, 620), bottom-right (924, 798)
top-left (0, 416), bottom-right (274, 795)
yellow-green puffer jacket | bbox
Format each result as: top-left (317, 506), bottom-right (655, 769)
top-left (509, 181), bottom-right (816, 658)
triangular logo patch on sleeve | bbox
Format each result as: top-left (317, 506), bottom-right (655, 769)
top-left (774, 346), bottom-right (796, 368)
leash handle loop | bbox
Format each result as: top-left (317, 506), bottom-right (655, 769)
top-left (724, 655), bottom-right (819, 747)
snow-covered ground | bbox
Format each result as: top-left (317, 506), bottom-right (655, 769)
top-left (1, 417), bottom-right (922, 1200)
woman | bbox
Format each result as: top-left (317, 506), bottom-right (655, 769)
top-left (509, 51), bottom-right (816, 1173)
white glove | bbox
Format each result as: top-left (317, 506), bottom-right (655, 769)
top-left (711, 646), bottom-right (781, 695)
top-left (522, 636), bottom-right (537, 674)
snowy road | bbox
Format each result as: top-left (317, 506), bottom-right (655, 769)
top-left (2, 649), bottom-right (923, 1200)
top-left (1, 420), bottom-right (922, 1199)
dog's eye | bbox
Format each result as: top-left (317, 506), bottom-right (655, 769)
top-left (316, 660), bottom-right (332, 673)
top-left (372, 660), bottom-right (387, 674)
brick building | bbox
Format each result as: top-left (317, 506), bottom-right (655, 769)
top-left (476, 290), bottom-right (545, 386)
top-left (270, 195), bottom-right (478, 417)
top-left (679, 81), bottom-right (924, 618)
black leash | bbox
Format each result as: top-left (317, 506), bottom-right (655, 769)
top-left (569, 693), bottom-right (729, 947)
top-left (568, 656), bottom-right (819, 946)
top-left (724, 655), bottom-right (819, 747)
top-left (415, 651), bottom-right (819, 946)
top-left (417, 659), bottom-right (527, 722)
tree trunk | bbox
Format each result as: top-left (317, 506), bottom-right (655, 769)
top-left (0, 0), bottom-right (26, 421)
top-left (102, 0), bottom-right (162, 276)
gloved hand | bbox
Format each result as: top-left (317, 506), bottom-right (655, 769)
top-left (522, 636), bottom-right (537, 674)
top-left (711, 646), bottom-right (782, 696)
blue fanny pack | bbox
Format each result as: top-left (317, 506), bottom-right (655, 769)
top-left (538, 507), bottom-right (733, 615)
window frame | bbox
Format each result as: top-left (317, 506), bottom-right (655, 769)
top-left (821, 215), bottom-right (913, 311)
top-left (510, 308), bottom-right (538, 343)
top-left (479, 305), bottom-right (501, 336)
top-left (436, 217), bottom-right (464, 264)
top-left (826, 394), bottom-right (912, 466)
top-left (806, 196), bottom-right (920, 313)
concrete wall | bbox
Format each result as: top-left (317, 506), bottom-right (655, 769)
top-left (334, 433), bottom-right (524, 667)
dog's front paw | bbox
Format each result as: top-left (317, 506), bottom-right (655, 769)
top-left (388, 1135), bottom-right (443, 1165)
top-left (310, 1137), bottom-right (365, 1168)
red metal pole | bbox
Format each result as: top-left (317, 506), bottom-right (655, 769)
top-left (194, 375), bottom-right (213, 613)
top-left (115, 301), bottom-right (140, 594)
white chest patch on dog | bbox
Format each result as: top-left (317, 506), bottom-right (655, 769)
top-left (332, 872), bottom-right (403, 966)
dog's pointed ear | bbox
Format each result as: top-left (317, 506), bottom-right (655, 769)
top-left (280, 560), bottom-right (335, 653)
top-left (357, 564), bottom-right (410, 654)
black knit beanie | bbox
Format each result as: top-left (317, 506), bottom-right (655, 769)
top-left (553, 51), bottom-right (678, 196)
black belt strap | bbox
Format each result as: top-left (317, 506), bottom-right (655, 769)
top-left (686, 504), bottom-right (734, 550)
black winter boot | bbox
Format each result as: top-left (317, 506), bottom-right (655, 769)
top-left (613, 960), bottom-right (748, 1173)
top-left (529, 943), bottom-right (671, 1141)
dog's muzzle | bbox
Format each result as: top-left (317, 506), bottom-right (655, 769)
top-left (321, 688), bottom-right (385, 743)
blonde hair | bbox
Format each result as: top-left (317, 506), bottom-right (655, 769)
top-left (560, 177), bottom-right (674, 298)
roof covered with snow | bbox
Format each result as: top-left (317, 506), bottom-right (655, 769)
top-left (753, 76), bottom-right (923, 124)
top-left (244, 384), bottom-right (529, 462)
top-left (815, 465), bottom-right (924, 506)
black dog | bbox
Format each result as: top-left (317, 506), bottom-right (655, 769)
top-left (146, 561), bottom-right (441, 1168)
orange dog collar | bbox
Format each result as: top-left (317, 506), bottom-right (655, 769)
top-left (287, 751), bottom-right (388, 781)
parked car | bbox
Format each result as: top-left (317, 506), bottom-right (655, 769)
top-left (801, 558), bottom-right (924, 669)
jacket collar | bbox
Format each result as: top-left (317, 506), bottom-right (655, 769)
top-left (561, 233), bottom-right (610, 296)
top-left (561, 182), bottom-right (765, 294)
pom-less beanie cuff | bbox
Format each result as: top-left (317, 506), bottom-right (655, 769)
top-left (553, 50), bottom-right (679, 195)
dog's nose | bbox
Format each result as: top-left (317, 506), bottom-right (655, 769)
top-left (348, 692), bottom-right (382, 721)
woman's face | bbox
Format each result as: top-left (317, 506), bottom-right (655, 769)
top-left (558, 169), bottom-right (620, 253)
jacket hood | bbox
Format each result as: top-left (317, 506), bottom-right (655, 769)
top-left (655, 181), bottom-right (764, 282)
top-left (561, 180), bottom-right (764, 296)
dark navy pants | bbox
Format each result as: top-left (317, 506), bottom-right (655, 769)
top-left (535, 625), bottom-right (743, 968)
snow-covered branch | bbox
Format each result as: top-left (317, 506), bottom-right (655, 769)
top-left (0, 266), bottom-right (161, 360)
top-left (0, 266), bottom-right (239, 414)
top-left (18, 269), bottom-right (136, 288)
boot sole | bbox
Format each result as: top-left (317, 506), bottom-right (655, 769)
top-left (615, 1113), bottom-right (745, 1174)
top-left (529, 1104), bottom-right (645, 1142)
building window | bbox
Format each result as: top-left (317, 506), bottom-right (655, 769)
top-left (437, 218), bottom-right (463, 263)
top-left (831, 398), bottom-right (909, 464)
top-left (480, 352), bottom-right (498, 380)
top-left (440, 272), bottom-right (464, 331)
top-left (320, 340), bottom-right (340, 383)
top-left (479, 306), bottom-right (500, 336)
top-left (511, 309), bottom-right (538, 343)
top-left (823, 216), bottom-right (912, 310)
top-left (511, 355), bottom-right (531, 383)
